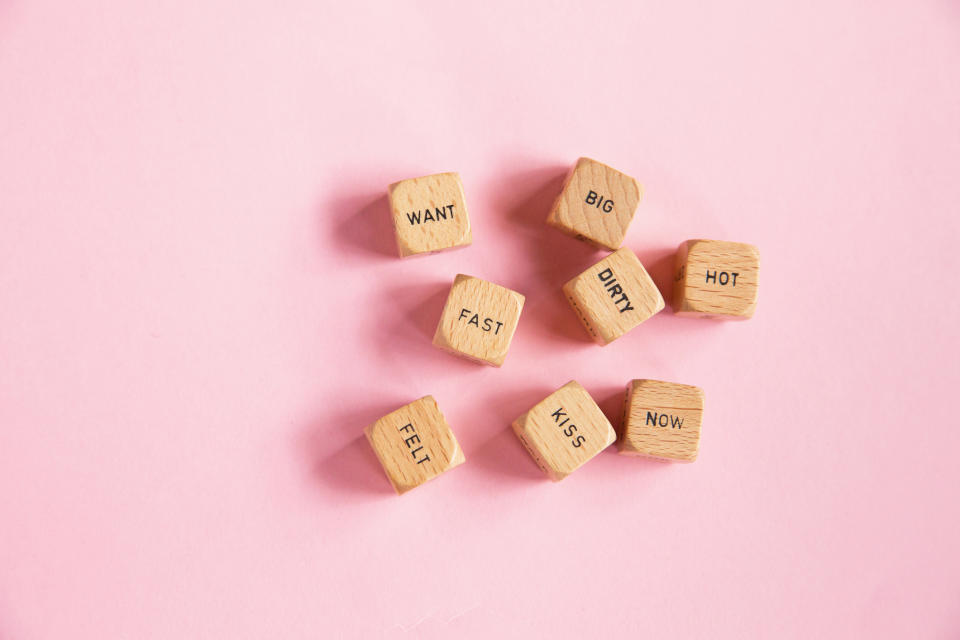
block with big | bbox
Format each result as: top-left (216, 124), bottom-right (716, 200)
top-left (673, 239), bottom-right (759, 319)
top-left (364, 396), bottom-right (465, 494)
top-left (511, 381), bottom-right (616, 481)
top-left (388, 172), bottom-right (472, 257)
top-left (618, 379), bottom-right (704, 462)
top-left (546, 157), bottom-right (642, 250)
top-left (433, 274), bottom-right (524, 366)
top-left (563, 247), bottom-right (664, 345)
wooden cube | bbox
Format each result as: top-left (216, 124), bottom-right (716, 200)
top-left (618, 379), bottom-right (704, 462)
top-left (546, 157), bottom-right (642, 250)
top-left (511, 381), bottom-right (616, 481)
top-left (563, 247), bottom-right (665, 345)
top-left (388, 172), bottom-right (472, 257)
top-left (433, 274), bottom-right (525, 366)
top-left (364, 396), bottom-right (465, 494)
top-left (673, 239), bottom-right (759, 319)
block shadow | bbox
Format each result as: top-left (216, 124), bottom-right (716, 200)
top-left (326, 191), bottom-right (396, 259)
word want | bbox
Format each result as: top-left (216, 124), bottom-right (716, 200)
top-left (646, 411), bottom-right (684, 429)
top-left (705, 270), bottom-right (739, 286)
top-left (597, 268), bottom-right (635, 313)
top-left (397, 422), bottom-right (431, 464)
top-left (585, 190), bottom-right (614, 213)
top-left (551, 407), bottom-right (586, 448)
top-left (405, 204), bottom-right (456, 225)
top-left (457, 308), bottom-right (505, 334)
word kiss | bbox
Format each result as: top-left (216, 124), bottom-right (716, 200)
top-left (551, 407), bottom-right (586, 448)
top-left (597, 268), bottom-right (635, 313)
top-left (405, 204), bottom-right (456, 225)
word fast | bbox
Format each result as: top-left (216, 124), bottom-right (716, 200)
top-left (458, 308), bottom-right (505, 334)
top-left (405, 204), bottom-right (456, 225)
top-left (551, 407), bottom-right (586, 448)
top-left (398, 423), bottom-right (431, 464)
top-left (597, 268), bottom-right (635, 313)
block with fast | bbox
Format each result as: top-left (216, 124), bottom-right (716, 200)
top-left (512, 381), bottom-right (616, 481)
top-left (563, 247), bottom-right (665, 345)
top-left (618, 379), bottom-right (704, 462)
top-left (388, 172), bottom-right (472, 257)
top-left (546, 157), bottom-right (642, 250)
top-left (364, 396), bottom-right (465, 494)
top-left (433, 274), bottom-right (524, 366)
top-left (673, 239), bottom-right (759, 319)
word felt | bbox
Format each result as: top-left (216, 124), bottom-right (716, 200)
top-left (388, 172), bottom-right (472, 257)
top-left (433, 274), bottom-right (525, 366)
top-left (546, 157), bottom-right (643, 250)
top-left (618, 379), bottom-right (704, 462)
top-left (512, 381), bottom-right (616, 481)
top-left (673, 239), bottom-right (760, 319)
top-left (364, 396), bottom-right (465, 494)
top-left (563, 247), bottom-right (665, 345)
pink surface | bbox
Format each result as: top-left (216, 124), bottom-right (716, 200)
top-left (1, 1), bottom-right (959, 638)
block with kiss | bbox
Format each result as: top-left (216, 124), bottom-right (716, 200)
top-left (364, 396), bottom-right (465, 494)
top-left (546, 157), bottom-right (643, 250)
top-left (388, 172), bottom-right (472, 257)
top-left (618, 379), bottom-right (704, 462)
top-left (563, 247), bottom-right (664, 345)
top-left (673, 239), bottom-right (760, 319)
top-left (511, 381), bottom-right (616, 481)
top-left (433, 274), bottom-right (525, 366)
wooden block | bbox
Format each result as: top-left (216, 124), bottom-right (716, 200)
top-left (364, 396), bottom-right (465, 494)
top-left (388, 172), bottom-right (472, 257)
top-left (673, 239), bottom-right (759, 319)
top-left (618, 379), bottom-right (704, 462)
top-left (433, 274), bottom-right (525, 367)
top-left (511, 381), bottom-right (616, 481)
top-left (546, 157), bottom-right (642, 250)
top-left (562, 247), bottom-right (665, 345)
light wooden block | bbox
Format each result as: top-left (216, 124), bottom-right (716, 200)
top-left (433, 274), bottom-right (525, 367)
top-left (563, 247), bottom-right (665, 345)
top-left (511, 381), bottom-right (616, 481)
top-left (618, 379), bottom-right (704, 462)
top-left (673, 239), bottom-right (760, 319)
top-left (388, 172), bottom-right (472, 257)
top-left (364, 396), bottom-right (465, 494)
top-left (546, 157), bottom-right (642, 250)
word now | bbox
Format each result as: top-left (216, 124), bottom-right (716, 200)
top-left (646, 411), bottom-right (684, 429)
top-left (552, 407), bottom-right (586, 448)
top-left (458, 308), bottom-right (505, 335)
top-left (597, 268), bottom-right (635, 313)
top-left (585, 190), bottom-right (614, 213)
top-left (398, 422), bottom-right (431, 464)
top-left (405, 204), bottom-right (456, 225)
top-left (706, 270), bottom-right (739, 286)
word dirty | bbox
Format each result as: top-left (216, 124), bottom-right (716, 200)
top-left (646, 411), bottom-right (684, 429)
top-left (551, 407), bottom-right (586, 448)
top-left (597, 268), bottom-right (635, 313)
top-left (397, 422), bottom-right (431, 464)
top-left (457, 308), bottom-right (505, 334)
top-left (405, 204), bottom-right (456, 225)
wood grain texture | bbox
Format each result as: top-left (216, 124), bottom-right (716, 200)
top-left (432, 274), bottom-right (525, 367)
top-left (673, 239), bottom-right (759, 319)
top-left (388, 172), bottom-right (472, 257)
top-left (562, 247), bottom-right (665, 345)
top-left (511, 381), bottom-right (616, 481)
top-left (618, 379), bottom-right (704, 462)
top-left (363, 396), bottom-right (465, 494)
top-left (546, 157), bottom-right (642, 250)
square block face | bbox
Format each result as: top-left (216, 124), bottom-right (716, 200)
top-left (546, 157), bottom-right (642, 250)
top-left (364, 396), bottom-right (465, 494)
top-left (432, 275), bottom-right (525, 367)
top-left (562, 247), bottom-right (665, 345)
top-left (673, 239), bottom-right (760, 319)
top-left (618, 379), bottom-right (704, 462)
top-left (388, 172), bottom-right (472, 257)
top-left (511, 381), bottom-right (616, 481)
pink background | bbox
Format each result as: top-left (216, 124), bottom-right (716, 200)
top-left (1, 1), bottom-right (959, 638)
